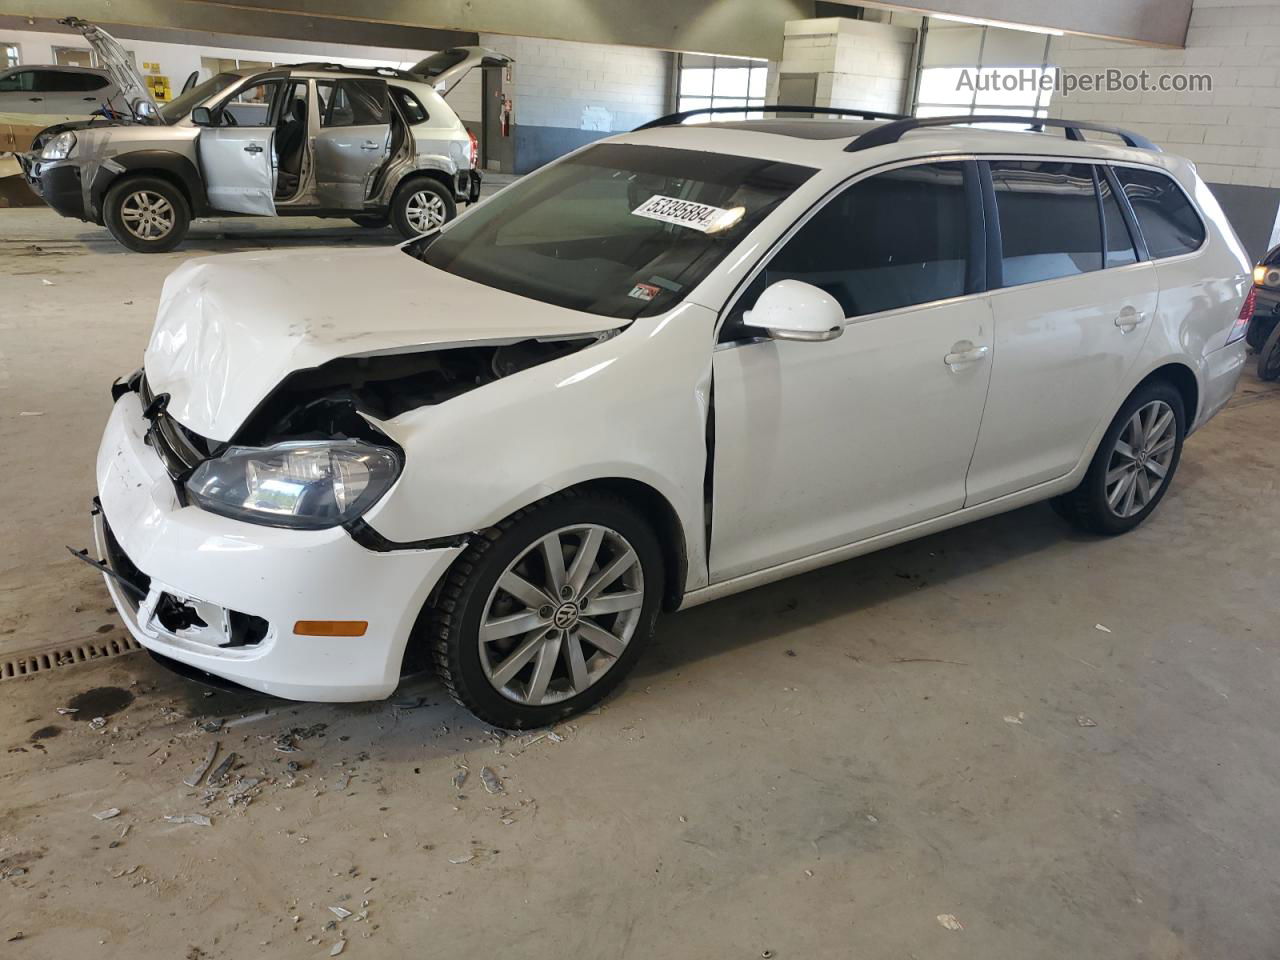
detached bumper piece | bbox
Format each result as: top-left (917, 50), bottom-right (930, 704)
top-left (465, 169), bottom-right (482, 204)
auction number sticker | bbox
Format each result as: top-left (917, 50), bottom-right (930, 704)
top-left (632, 194), bottom-right (738, 233)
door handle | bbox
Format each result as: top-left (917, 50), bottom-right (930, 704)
top-left (944, 343), bottom-right (990, 369)
top-left (243, 143), bottom-right (264, 154)
top-left (1115, 307), bottom-right (1146, 332)
top-left (360, 140), bottom-right (380, 150)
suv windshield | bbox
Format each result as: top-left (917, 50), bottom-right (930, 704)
top-left (405, 143), bottom-right (814, 319)
top-left (160, 72), bottom-right (240, 123)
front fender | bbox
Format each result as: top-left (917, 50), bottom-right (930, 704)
top-left (359, 303), bottom-right (716, 592)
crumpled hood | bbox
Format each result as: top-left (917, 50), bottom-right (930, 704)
top-left (144, 246), bottom-right (620, 442)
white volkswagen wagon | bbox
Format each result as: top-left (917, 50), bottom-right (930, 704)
top-left (89, 109), bottom-right (1252, 727)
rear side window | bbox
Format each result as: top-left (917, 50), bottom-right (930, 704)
top-left (1113, 167), bottom-right (1205, 259)
top-left (317, 79), bottom-right (389, 127)
top-left (41, 70), bottom-right (108, 91)
top-left (990, 160), bottom-right (1102, 286)
top-left (391, 86), bottom-right (428, 123)
top-left (758, 161), bottom-right (974, 317)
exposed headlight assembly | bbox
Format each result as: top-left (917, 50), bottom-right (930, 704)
top-left (41, 131), bottom-right (77, 160)
top-left (185, 440), bottom-right (401, 530)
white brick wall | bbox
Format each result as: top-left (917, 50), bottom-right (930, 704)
top-left (780, 18), bottom-right (918, 115)
top-left (478, 33), bottom-right (670, 132)
top-left (1048, 0), bottom-right (1280, 189)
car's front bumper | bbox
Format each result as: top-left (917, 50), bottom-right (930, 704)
top-left (29, 159), bottom-right (86, 220)
top-left (93, 390), bottom-right (463, 701)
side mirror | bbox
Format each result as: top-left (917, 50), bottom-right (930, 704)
top-left (745, 279), bottom-right (845, 342)
top-left (132, 98), bottom-right (157, 121)
top-left (190, 106), bottom-right (213, 126)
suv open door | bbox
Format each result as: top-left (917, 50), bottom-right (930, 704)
top-left (409, 46), bottom-right (513, 97)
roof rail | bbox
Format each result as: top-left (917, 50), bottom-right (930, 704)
top-left (288, 62), bottom-right (410, 79)
top-left (634, 104), bottom-right (909, 131)
top-left (845, 114), bottom-right (1160, 152)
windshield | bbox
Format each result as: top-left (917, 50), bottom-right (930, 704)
top-left (160, 72), bottom-right (241, 123)
top-left (405, 143), bottom-right (814, 319)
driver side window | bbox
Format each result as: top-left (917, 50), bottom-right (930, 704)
top-left (220, 79), bottom-right (282, 126)
top-left (722, 161), bottom-right (975, 340)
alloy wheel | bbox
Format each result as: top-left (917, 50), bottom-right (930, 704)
top-left (405, 190), bottom-right (447, 233)
top-left (119, 190), bottom-right (175, 241)
top-left (1105, 399), bottom-right (1177, 518)
top-left (478, 524), bottom-right (645, 706)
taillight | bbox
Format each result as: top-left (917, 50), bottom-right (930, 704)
top-left (467, 129), bottom-right (478, 169)
top-left (1227, 285), bottom-right (1257, 344)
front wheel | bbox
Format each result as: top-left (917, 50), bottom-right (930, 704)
top-left (429, 491), bottom-right (663, 729)
top-left (1051, 380), bottom-right (1185, 535)
top-left (390, 177), bottom-right (456, 239)
top-left (103, 176), bottom-right (190, 253)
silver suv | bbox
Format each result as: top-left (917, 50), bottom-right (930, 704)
top-left (22, 19), bottom-right (507, 252)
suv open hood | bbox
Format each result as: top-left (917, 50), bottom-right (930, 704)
top-left (409, 46), bottom-right (513, 97)
top-left (144, 247), bottom-right (619, 442)
top-left (58, 16), bottom-right (160, 122)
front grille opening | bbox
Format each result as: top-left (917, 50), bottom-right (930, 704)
top-left (155, 594), bottom-right (208, 633)
top-left (226, 611), bottom-right (269, 648)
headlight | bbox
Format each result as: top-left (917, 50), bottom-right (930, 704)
top-left (40, 131), bottom-right (77, 161)
top-left (185, 440), bottom-right (401, 530)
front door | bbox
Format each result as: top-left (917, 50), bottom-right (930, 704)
top-left (313, 78), bottom-right (391, 209)
top-left (964, 159), bottom-right (1158, 505)
top-left (197, 77), bottom-right (282, 216)
top-left (710, 160), bottom-right (993, 581)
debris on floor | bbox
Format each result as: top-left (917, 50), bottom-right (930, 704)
top-left (937, 913), bottom-right (964, 931)
top-left (183, 742), bottom-right (220, 787)
top-left (330, 940), bottom-right (346, 956)
top-left (329, 906), bottom-right (352, 920)
top-left (1095, 624), bottom-right (1112, 633)
top-left (92, 807), bottom-right (121, 821)
top-left (1077, 715), bottom-right (1098, 727)
top-left (207, 751), bottom-right (238, 786)
top-left (163, 814), bottom-right (212, 827)
top-left (1003, 713), bottom-right (1025, 725)
top-left (480, 766), bottom-right (504, 795)
top-left (452, 766), bottom-right (468, 790)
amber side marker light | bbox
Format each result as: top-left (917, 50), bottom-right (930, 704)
top-left (294, 620), bottom-right (369, 637)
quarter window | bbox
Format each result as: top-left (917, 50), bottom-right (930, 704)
top-left (391, 86), bottom-right (428, 124)
top-left (1113, 167), bottom-right (1204, 259)
top-left (989, 160), bottom-right (1103, 286)
top-left (748, 161), bottom-right (974, 319)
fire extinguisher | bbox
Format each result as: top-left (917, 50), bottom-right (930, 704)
top-left (500, 96), bottom-right (512, 137)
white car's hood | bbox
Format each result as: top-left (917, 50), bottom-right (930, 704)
top-left (144, 246), bottom-right (620, 442)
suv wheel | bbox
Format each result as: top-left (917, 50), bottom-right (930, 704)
top-left (429, 491), bottom-right (663, 729)
top-left (1051, 380), bottom-right (1185, 535)
top-left (103, 176), bottom-right (190, 253)
top-left (1257, 321), bottom-right (1280, 382)
top-left (391, 178), bottom-right (455, 239)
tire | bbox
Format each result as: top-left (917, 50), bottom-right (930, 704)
top-left (350, 214), bottom-right (389, 229)
top-left (429, 490), bottom-right (663, 729)
top-left (1257, 321), bottom-right (1280, 382)
top-left (1245, 315), bottom-right (1276, 352)
top-left (103, 176), bottom-right (190, 253)
top-left (390, 177), bottom-right (456, 239)
top-left (1050, 379), bottom-right (1185, 536)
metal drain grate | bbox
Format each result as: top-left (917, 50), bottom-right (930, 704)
top-left (0, 635), bottom-right (143, 681)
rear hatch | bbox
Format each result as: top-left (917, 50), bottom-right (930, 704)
top-left (409, 46), bottom-right (513, 97)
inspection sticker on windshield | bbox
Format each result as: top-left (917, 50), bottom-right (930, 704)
top-left (628, 282), bottom-right (661, 301)
top-left (631, 195), bottom-right (741, 233)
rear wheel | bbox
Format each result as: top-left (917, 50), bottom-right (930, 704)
top-left (1258, 322), bottom-right (1280, 382)
top-left (1245, 315), bottom-right (1276, 352)
top-left (429, 491), bottom-right (663, 729)
top-left (390, 177), bottom-right (455, 239)
top-left (103, 176), bottom-right (190, 253)
top-left (1051, 380), bottom-right (1185, 535)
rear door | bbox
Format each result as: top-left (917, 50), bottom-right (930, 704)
top-left (197, 77), bottom-right (282, 216)
top-left (313, 78), bottom-right (391, 209)
top-left (964, 159), bottom-right (1158, 504)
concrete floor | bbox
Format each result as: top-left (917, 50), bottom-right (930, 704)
top-left (2, 205), bottom-right (1280, 959)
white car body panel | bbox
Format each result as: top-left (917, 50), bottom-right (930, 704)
top-left (94, 118), bottom-right (1251, 702)
top-left (145, 248), bottom-right (621, 442)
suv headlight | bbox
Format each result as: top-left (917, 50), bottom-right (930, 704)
top-left (185, 440), bottom-right (401, 530)
top-left (41, 131), bottom-right (77, 161)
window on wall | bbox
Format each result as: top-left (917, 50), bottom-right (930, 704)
top-left (914, 21), bottom-right (1055, 122)
top-left (2, 44), bottom-right (18, 69)
top-left (676, 53), bottom-right (767, 123)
